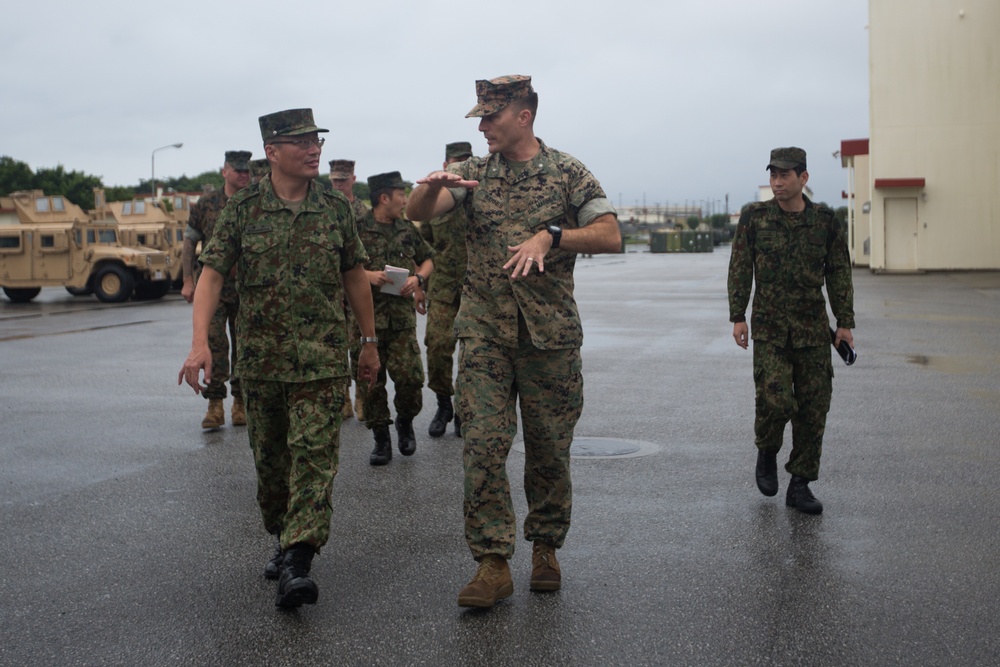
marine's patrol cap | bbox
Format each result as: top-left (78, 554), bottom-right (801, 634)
top-left (248, 158), bottom-right (270, 181)
top-left (465, 75), bottom-right (534, 118)
top-left (258, 108), bottom-right (329, 142)
top-left (766, 147), bottom-right (807, 171)
top-left (367, 171), bottom-right (411, 193)
top-left (329, 160), bottom-right (356, 179)
top-left (445, 142), bottom-right (473, 160)
top-left (224, 151), bottom-right (252, 171)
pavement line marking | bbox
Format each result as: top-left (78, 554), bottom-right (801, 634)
top-left (0, 320), bottom-right (153, 342)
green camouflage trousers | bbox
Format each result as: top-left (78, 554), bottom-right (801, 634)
top-left (424, 296), bottom-right (461, 396)
top-left (456, 326), bottom-right (584, 560)
top-left (362, 327), bottom-right (424, 429)
top-left (243, 377), bottom-right (342, 551)
top-left (753, 340), bottom-right (833, 481)
top-left (203, 285), bottom-right (240, 401)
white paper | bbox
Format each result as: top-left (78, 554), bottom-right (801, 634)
top-left (379, 264), bottom-right (411, 295)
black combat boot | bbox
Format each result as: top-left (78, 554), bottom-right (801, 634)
top-left (454, 413), bottom-right (462, 438)
top-left (428, 393), bottom-right (454, 437)
top-left (370, 427), bottom-right (392, 465)
top-left (755, 450), bottom-right (779, 497)
top-left (396, 418), bottom-right (417, 456)
top-left (275, 543), bottom-right (318, 609)
top-left (263, 535), bottom-right (283, 580)
top-left (786, 475), bottom-right (823, 515)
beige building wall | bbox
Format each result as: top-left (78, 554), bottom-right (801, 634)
top-left (868, 0), bottom-right (1000, 271)
top-left (840, 141), bottom-right (872, 267)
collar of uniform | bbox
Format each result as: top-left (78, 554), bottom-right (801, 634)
top-left (257, 175), bottom-right (326, 213)
top-left (486, 138), bottom-right (552, 182)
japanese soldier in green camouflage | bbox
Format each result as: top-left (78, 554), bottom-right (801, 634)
top-left (249, 158), bottom-right (270, 185)
top-left (358, 171), bottom-right (434, 465)
top-left (420, 141), bottom-right (473, 439)
top-left (182, 150), bottom-right (252, 429)
top-left (329, 159), bottom-right (371, 422)
top-left (179, 108), bottom-right (380, 609)
top-left (407, 75), bottom-right (622, 609)
top-left (728, 146), bottom-right (856, 515)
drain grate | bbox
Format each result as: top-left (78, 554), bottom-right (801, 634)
top-left (512, 437), bottom-right (660, 459)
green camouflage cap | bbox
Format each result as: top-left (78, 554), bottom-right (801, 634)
top-left (329, 159), bottom-right (356, 179)
top-left (465, 75), bottom-right (534, 118)
top-left (248, 158), bottom-right (270, 181)
top-left (258, 108), bottom-right (329, 141)
top-left (224, 150), bottom-right (252, 171)
top-left (445, 142), bottom-right (473, 160)
top-left (766, 146), bottom-right (807, 171)
top-left (367, 171), bottom-right (411, 193)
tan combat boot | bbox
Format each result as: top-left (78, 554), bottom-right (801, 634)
top-left (201, 399), bottom-right (225, 429)
top-left (457, 554), bottom-right (513, 608)
top-left (231, 397), bottom-right (247, 426)
top-left (529, 541), bottom-right (561, 592)
top-left (341, 385), bottom-right (353, 420)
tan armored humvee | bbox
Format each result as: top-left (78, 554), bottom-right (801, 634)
top-left (0, 190), bottom-right (171, 303)
top-left (93, 188), bottom-right (186, 289)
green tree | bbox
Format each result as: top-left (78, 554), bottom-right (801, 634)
top-left (353, 181), bottom-right (370, 204)
top-left (0, 156), bottom-right (36, 196)
top-left (686, 215), bottom-right (700, 231)
top-left (33, 165), bottom-right (103, 209)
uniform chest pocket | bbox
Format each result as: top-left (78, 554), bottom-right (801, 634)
top-left (240, 234), bottom-right (280, 287)
top-left (797, 226), bottom-right (828, 287)
top-left (754, 230), bottom-right (785, 283)
top-left (525, 197), bottom-right (567, 229)
top-left (300, 233), bottom-right (343, 285)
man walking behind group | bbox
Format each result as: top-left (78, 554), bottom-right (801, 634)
top-left (728, 146), bottom-right (855, 515)
top-left (181, 150), bottom-right (252, 429)
top-left (420, 141), bottom-right (473, 438)
top-left (329, 159), bottom-right (371, 422)
top-left (179, 109), bottom-right (379, 609)
top-left (407, 75), bottom-right (621, 609)
top-left (357, 171), bottom-right (434, 465)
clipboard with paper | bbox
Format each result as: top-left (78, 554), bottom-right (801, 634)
top-left (380, 264), bottom-right (411, 295)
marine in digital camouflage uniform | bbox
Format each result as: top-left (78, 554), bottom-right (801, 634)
top-left (179, 108), bottom-right (379, 610)
top-left (358, 171), bottom-right (434, 465)
top-left (329, 159), bottom-right (371, 421)
top-left (407, 75), bottom-right (622, 608)
top-left (182, 150), bottom-right (252, 429)
top-left (420, 142), bottom-right (473, 439)
top-left (728, 146), bottom-right (855, 515)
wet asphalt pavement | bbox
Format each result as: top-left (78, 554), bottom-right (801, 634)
top-left (1, 245), bottom-right (998, 666)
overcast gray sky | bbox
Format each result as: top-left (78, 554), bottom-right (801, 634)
top-left (2, 0), bottom-right (869, 212)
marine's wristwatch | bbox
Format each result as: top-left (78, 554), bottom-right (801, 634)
top-left (360, 336), bottom-right (378, 345)
top-left (547, 224), bottom-right (562, 249)
top-left (415, 274), bottom-right (426, 289)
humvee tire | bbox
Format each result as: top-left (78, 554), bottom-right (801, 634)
top-left (2, 287), bottom-right (42, 303)
top-left (93, 265), bottom-right (134, 303)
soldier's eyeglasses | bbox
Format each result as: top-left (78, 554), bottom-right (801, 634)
top-left (270, 137), bottom-right (325, 149)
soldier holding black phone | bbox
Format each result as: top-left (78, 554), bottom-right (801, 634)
top-left (728, 146), bottom-right (856, 515)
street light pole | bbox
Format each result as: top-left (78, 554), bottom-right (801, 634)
top-left (151, 143), bottom-right (183, 200)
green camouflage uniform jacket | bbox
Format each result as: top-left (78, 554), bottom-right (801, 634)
top-left (188, 188), bottom-right (238, 299)
top-left (357, 210), bottom-right (434, 332)
top-left (198, 175), bottom-right (367, 381)
top-left (447, 140), bottom-right (611, 349)
top-left (728, 196), bottom-right (855, 347)
top-left (349, 197), bottom-right (369, 223)
top-left (418, 205), bottom-right (468, 304)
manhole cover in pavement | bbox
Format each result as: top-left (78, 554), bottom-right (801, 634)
top-left (512, 437), bottom-right (660, 459)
